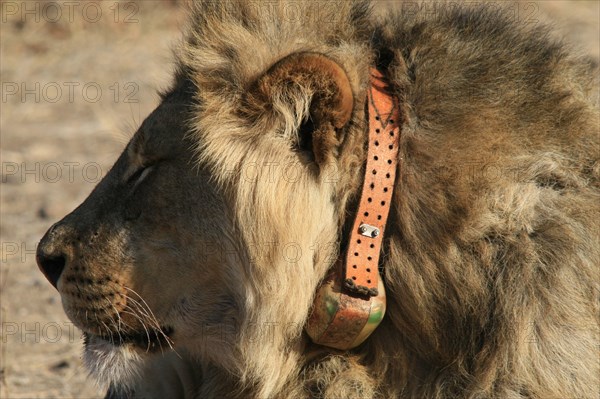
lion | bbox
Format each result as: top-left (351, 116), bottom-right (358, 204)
top-left (36, 1), bottom-right (599, 398)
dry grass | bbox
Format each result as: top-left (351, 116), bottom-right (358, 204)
top-left (0, 1), bottom-right (597, 397)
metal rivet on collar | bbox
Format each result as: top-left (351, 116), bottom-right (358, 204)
top-left (359, 224), bottom-right (380, 238)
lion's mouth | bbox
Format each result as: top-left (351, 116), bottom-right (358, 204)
top-left (83, 326), bottom-right (174, 352)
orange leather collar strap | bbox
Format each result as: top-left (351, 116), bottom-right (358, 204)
top-left (306, 68), bottom-right (401, 350)
top-left (343, 67), bottom-right (401, 296)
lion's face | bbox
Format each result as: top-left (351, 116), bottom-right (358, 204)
top-left (36, 87), bottom-right (244, 381)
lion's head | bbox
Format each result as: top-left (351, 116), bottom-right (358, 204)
top-left (37, 1), bottom-right (599, 398)
top-left (36, 2), bottom-right (373, 395)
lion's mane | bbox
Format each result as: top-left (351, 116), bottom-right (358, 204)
top-left (169, 1), bottom-right (599, 397)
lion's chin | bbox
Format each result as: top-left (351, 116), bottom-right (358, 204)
top-left (82, 329), bottom-right (174, 392)
top-left (83, 332), bottom-right (146, 391)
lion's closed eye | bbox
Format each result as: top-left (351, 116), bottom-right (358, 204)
top-left (125, 165), bottom-right (154, 187)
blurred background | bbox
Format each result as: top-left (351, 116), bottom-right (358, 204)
top-left (1, 1), bottom-right (598, 397)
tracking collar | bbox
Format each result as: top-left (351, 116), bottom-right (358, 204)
top-left (306, 67), bottom-right (401, 350)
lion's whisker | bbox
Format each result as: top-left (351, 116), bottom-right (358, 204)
top-left (120, 309), bottom-right (153, 353)
top-left (123, 287), bottom-right (176, 352)
top-left (122, 298), bottom-right (165, 353)
top-left (124, 296), bottom-right (175, 354)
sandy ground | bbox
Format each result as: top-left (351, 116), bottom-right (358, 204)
top-left (1, 1), bottom-right (598, 398)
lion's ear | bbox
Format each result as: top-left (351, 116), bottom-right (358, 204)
top-left (245, 52), bottom-right (354, 166)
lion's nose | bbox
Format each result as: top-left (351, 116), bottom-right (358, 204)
top-left (37, 251), bottom-right (66, 289)
top-left (36, 222), bottom-right (69, 289)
